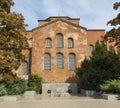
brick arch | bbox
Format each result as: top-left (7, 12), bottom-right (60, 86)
top-left (56, 52), bottom-right (64, 69)
top-left (44, 53), bottom-right (51, 70)
top-left (68, 53), bottom-right (76, 70)
top-left (68, 38), bottom-right (74, 48)
top-left (45, 38), bottom-right (52, 48)
top-left (56, 33), bottom-right (63, 48)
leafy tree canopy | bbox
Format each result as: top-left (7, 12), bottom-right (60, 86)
top-left (0, 0), bottom-right (28, 83)
top-left (105, 2), bottom-right (120, 45)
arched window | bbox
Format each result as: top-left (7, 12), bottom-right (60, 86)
top-left (22, 62), bottom-right (28, 75)
top-left (89, 44), bottom-right (94, 56)
top-left (56, 53), bottom-right (63, 68)
top-left (68, 38), bottom-right (74, 48)
top-left (69, 53), bottom-right (76, 70)
top-left (117, 36), bottom-right (120, 45)
top-left (109, 45), bottom-right (115, 54)
top-left (46, 38), bottom-right (52, 48)
top-left (56, 33), bottom-right (63, 48)
top-left (29, 38), bottom-right (32, 48)
top-left (44, 53), bottom-right (51, 70)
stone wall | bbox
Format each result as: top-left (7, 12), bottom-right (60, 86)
top-left (42, 83), bottom-right (77, 96)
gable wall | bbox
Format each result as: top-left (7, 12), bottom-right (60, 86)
top-left (31, 20), bottom-right (88, 83)
top-left (17, 17), bottom-right (105, 83)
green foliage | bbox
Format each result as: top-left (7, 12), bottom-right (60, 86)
top-left (7, 78), bottom-right (27, 95)
top-left (0, 0), bottom-right (28, 83)
top-left (0, 73), bottom-right (18, 84)
top-left (28, 75), bottom-right (42, 92)
top-left (100, 79), bottom-right (120, 94)
top-left (105, 2), bottom-right (120, 45)
top-left (0, 83), bottom-right (7, 96)
top-left (77, 41), bottom-right (120, 91)
top-left (0, 0), bottom-right (14, 13)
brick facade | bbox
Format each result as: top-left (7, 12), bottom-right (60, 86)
top-left (17, 16), bottom-right (105, 83)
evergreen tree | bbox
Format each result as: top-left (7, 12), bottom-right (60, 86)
top-left (77, 2), bottom-right (120, 91)
top-left (0, 0), bottom-right (28, 83)
top-left (77, 41), bottom-right (120, 91)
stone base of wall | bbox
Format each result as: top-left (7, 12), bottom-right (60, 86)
top-left (2, 96), bottom-right (22, 102)
top-left (23, 91), bottom-right (37, 98)
top-left (81, 89), bottom-right (98, 97)
top-left (42, 83), bottom-right (77, 96)
top-left (102, 94), bottom-right (120, 101)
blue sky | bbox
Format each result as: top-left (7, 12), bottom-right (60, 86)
top-left (12, 0), bottom-right (119, 31)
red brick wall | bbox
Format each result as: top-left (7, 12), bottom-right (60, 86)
top-left (17, 17), bottom-right (105, 83)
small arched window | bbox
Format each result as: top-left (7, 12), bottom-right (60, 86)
top-left (89, 45), bottom-right (94, 56)
top-left (109, 45), bottom-right (115, 54)
top-left (29, 38), bottom-right (32, 48)
top-left (68, 38), bottom-right (74, 48)
top-left (56, 33), bottom-right (63, 48)
top-left (44, 53), bottom-right (51, 70)
top-left (56, 53), bottom-right (63, 68)
top-left (69, 53), bottom-right (76, 70)
top-left (22, 62), bottom-right (28, 75)
top-left (117, 36), bottom-right (120, 45)
top-left (46, 38), bottom-right (52, 48)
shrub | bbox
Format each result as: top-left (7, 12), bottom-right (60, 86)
top-left (7, 78), bottom-right (27, 95)
top-left (100, 79), bottom-right (120, 94)
top-left (77, 41), bottom-right (120, 91)
top-left (0, 83), bottom-right (7, 96)
top-left (28, 74), bottom-right (42, 92)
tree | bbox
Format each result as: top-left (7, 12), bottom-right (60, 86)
top-left (105, 2), bottom-right (120, 45)
top-left (76, 41), bottom-right (120, 91)
top-left (0, 0), bottom-right (28, 83)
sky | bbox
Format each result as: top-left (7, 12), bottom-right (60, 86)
top-left (12, 0), bottom-right (119, 31)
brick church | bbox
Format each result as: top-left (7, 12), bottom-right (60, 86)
top-left (17, 16), bottom-right (105, 83)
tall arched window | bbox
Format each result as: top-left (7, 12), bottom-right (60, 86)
top-left (44, 53), bottom-right (51, 70)
top-left (117, 36), bottom-right (120, 45)
top-left (69, 53), bottom-right (76, 70)
top-left (109, 45), bottom-right (115, 54)
top-left (29, 38), bottom-right (32, 48)
top-left (89, 44), bottom-right (94, 56)
top-left (46, 38), bottom-right (52, 48)
top-left (22, 62), bottom-right (28, 75)
top-left (68, 38), bottom-right (74, 48)
top-left (56, 53), bottom-right (63, 68)
top-left (56, 33), bottom-right (63, 48)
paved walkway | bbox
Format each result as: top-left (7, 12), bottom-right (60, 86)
top-left (0, 95), bottom-right (120, 108)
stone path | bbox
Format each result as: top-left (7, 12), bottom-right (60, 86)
top-left (0, 95), bottom-right (120, 108)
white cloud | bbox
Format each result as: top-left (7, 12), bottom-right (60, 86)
top-left (12, 0), bottom-right (119, 31)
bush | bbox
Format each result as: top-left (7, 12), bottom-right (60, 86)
top-left (100, 79), bottom-right (120, 94)
top-left (7, 78), bottom-right (27, 95)
top-left (77, 41), bottom-right (120, 91)
top-left (0, 83), bottom-right (7, 96)
top-left (28, 75), bottom-right (42, 92)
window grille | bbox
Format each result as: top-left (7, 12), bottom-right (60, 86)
top-left (57, 53), bottom-right (63, 68)
top-left (56, 34), bottom-right (63, 48)
top-left (44, 53), bottom-right (51, 70)
top-left (22, 62), bottom-right (28, 75)
top-left (89, 45), bottom-right (94, 56)
top-left (29, 38), bottom-right (32, 48)
top-left (46, 38), bottom-right (51, 48)
top-left (68, 38), bottom-right (74, 48)
top-left (117, 36), bottom-right (120, 45)
top-left (69, 53), bottom-right (76, 70)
